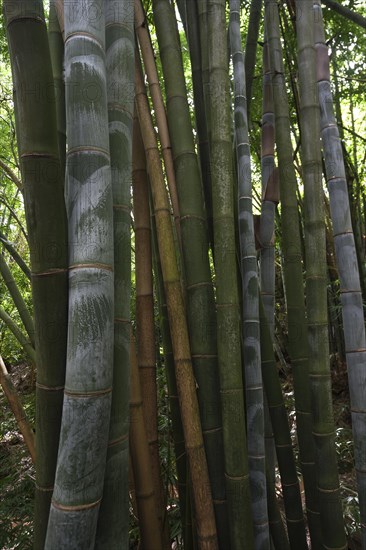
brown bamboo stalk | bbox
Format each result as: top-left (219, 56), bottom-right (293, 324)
top-left (135, 52), bottom-right (218, 550)
top-left (129, 336), bottom-right (163, 550)
top-left (134, 0), bottom-right (181, 247)
top-left (133, 114), bottom-right (170, 549)
top-left (0, 354), bottom-right (36, 463)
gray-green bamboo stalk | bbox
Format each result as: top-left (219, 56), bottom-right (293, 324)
top-left (45, 0), bottom-right (114, 546)
top-left (265, 2), bottom-right (322, 546)
top-left (314, 2), bottom-right (366, 545)
top-left (208, 1), bottom-right (254, 547)
top-left (296, 1), bottom-right (346, 547)
top-left (3, 2), bottom-right (69, 547)
top-left (94, 3), bottom-right (133, 548)
top-left (229, 2), bottom-right (268, 548)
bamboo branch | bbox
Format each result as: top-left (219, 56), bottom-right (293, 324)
top-left (0, 354), bottom-right (36, 464)
top-left (322, 0), bottom-right (366, 29)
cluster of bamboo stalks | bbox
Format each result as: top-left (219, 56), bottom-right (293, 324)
top-left (1, 0), bottom-right (366, 549)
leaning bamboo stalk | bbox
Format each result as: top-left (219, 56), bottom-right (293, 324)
top-left (151, 208), bottom-right (191, 547)
top-left (0, 231), bottom-right (31, 280)
top-left (295, 2), bottom-right (346, 548)
top-left (152, 0), bottom-right (228, 543)
top-left (129, 336), bottom-right (163, 550)
top-left (134, 0), bottom-right (181, 247)
top-left (135, 52), bottom-right (218, 550)
top-left (3, 3), bottom-right (69, 547)
top-left (0, 307), bottom-right (36, 366)
top-left (264, 2), bottom-right (322, 546)
top-left (321, 0), bottom-right (366, 29)
top-left (314, 2), bottom-right (366, 545)
top-left (133, 114), bottom-right (169, 548)
top-left (45, 0), bottom-right (114, 546)
top-left (0, 354), bottom-right (36, 463)
top-left (0, 158), bottom-right (22, 192)
top-left (229, 2), bottom-right (269, 548)
top-left (0, 252), bottom-right (34, 345)
top-left (94, 3), bottom-right (134, 548)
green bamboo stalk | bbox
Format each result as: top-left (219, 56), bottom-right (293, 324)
top-left (207, 1), bottom-right (254, 547)
top-left (0, 307), bottom-right (36, 366)
top-left (133, 114), bottom-right (169, 549)
top-left (264, 2), bottom-right (322, 546)
top-left (314, 2), bottom-right (366, 545)
top-left (185, 0), bottom-right (214, 248)
top-left (94, 2), bottom-right (134, 548)
top-left (45, 0), bottom-right (114, 546)
top-left (259, 299), bottom-right (308, 550)
top-left (259, 36), bottom-right (277, 338)
top-left (135, 52), bottom-right (218, 550)
top-left (265, 465), bottom-right (290, 550)
top-left (244, 0), bottom-right (263, 117)
top-left (48, 0), bottom-right (66, 180)
top-left (0, 231), bottom-right (31, 280)
top-left (0, 252), bottom-right (34, 345)
top-left (295, 1), bottom-right (346, 547)
top-left (3, 2), bottom-right (69, 547)
top-left (129, 336), bottom-right (164, 550)
top-left (229, 2), bottom-right (269, 548)
top-left (152, 1), bottom-right (228, 544)
top-left (0, 354), bottom-right (36, 463)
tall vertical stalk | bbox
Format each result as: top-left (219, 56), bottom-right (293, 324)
top-left (229, 2), bottom-right (268, 548)
top-left (259, 299), bottom-right (308, 550)
top-left (295, 1), bottom-right (346, 547)
top-left (48, 0), bottom-right (66, 179)
top-left (129, 336), bottom-right (163, 550)
top-left (94, 2), bottom-right (134, 548)
top-left (3, 2), bottom-right (68, 547)
top-left (133, 114), bottom-right (169, 548)
top-left (207, 0), bottom-right (254, 547)
top-left (265, 2), bottom-right (322, 546)
top-left (314, 2), bottom-right (366, 545)
top-left (45, 1), bottom-right (114, 546)
top-left (152, 0), bottom-right (227, 543)
top-left (244, 0), bottom-right (263, 117)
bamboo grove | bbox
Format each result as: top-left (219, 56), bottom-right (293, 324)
top-left (0, 0), bottom-right (365, 548)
